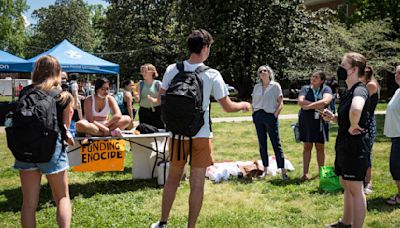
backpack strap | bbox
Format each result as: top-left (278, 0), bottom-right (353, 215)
top-left (194, 65), bottom-right (210, 74)
top-left (189, 137), bottom-right (193, 165)
top-left (209, 103), bottom-right (212, 133)
top-left (176, 61), bottom-right (184, 73)
top-left (177, 135), bottom-right (181, 161)
top-left (169, 133), bottom-right (175, 162)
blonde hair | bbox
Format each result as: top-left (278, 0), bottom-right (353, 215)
top-left (344, 52), bottom-right (367, 77)
top-left (31, 55), bottom-right (61, 92)
top-left (141, 63), bottom-right (159, 78)
top-left (57, 91), bottom-right (74, 108)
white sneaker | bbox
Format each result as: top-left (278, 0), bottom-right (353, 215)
top-left (364, 187), bottom-right (373, 195)
top-left (150, 221), bottom-right (167, 228)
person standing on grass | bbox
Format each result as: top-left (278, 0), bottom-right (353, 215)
top-left (384, 65), bottom-right (400, 206)
top-left (121, 80), bottom-right (136, 129)
top-left (251, 65), bottom-right (288, 180)
top-left (13, 56), bottom-right (73, 228)
top-left (298, 71), bottom-right (332, 181)
top-left (134, 63), bottom-right (164, 129)
top-left (151, 29), bottom-right (251, 228)
top-left (360, 66), bottom-right (380, 194)
top-left (323, 52), bottom-right (371, 228)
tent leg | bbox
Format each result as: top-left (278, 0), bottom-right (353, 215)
top-left (117, 74), bottom-right (120, 93)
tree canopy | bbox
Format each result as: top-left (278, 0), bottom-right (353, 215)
top-left (0, 0), bottom-right (28, 56)
top-left (26, 0), bottom-right (95, 58)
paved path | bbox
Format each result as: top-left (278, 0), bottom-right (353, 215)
top-left (212, 110), bottom-right (386, 123)
top-left (0, 111), bottom-right (386, 133)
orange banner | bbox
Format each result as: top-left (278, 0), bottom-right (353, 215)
top-left (73, 139), bottom-right (125, 172)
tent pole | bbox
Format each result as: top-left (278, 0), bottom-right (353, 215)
top-left (117, 74), bottom-right (120, 93)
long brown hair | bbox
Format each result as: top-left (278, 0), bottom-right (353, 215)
top-left (31, 55), bottom-right (61, 92)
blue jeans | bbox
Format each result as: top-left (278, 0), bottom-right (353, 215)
top-left (14, 135), bottom-right (69, 175)
top-left (390, 137), bottom-right (400, 180)
top-left (252, 110), bottom-right (285, 168)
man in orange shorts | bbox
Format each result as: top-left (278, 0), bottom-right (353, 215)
top-left (151, 29), bottom-right (252, 228)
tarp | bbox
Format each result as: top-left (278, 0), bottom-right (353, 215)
top-left (28, 40), bottom-right (119, 74)
top-left (0, 50), bottom-right (31, 72)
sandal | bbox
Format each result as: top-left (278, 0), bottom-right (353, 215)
top-left (386, 195), bottom-right (400, 205)
top-left (300, 175), bottom-right (310, 181)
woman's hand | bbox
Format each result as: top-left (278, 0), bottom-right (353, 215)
top-left (147, 95), bottom-right (157, 104)
top-left (348, 124), bottom-right (364, 135)
top-left (321, 108), bottom-right (336, 122)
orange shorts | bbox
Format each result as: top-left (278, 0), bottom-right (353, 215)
top-left (168, 137), bottom-right (213, 168)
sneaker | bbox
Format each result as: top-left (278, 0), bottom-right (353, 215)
top-left (325, 219), bottom-right (352, 228)
top-left (364, 185), bottom-right (373, 195)
top-left (150, 221), bottom-right (167, 228)
top-left (282, 173), bottom-right (289, 180)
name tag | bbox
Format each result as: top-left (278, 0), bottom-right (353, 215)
top-left (314, 111), bottom-right (320, 119)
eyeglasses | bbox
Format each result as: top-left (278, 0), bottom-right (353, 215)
top-left (259, 69), bottom-right (267, 74)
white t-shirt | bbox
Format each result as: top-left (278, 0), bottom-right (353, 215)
top-left (161, 60), bottom-right (229, 138)
top-left (384, 88), bottom-right (400, 137)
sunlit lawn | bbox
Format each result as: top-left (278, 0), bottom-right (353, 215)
top-left (0, 114), bottom-right (399, 227)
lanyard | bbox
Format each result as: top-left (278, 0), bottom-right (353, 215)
top-left (312, 87), bottom-right (321, 102)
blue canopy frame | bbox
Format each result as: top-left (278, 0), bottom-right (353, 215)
top-left (28, 40), bottom-right (120, 89)
top-left (28, 40), bottom-right (120, 74)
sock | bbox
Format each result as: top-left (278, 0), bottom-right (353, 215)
top-left (159, 221), bottom-right (167, 226)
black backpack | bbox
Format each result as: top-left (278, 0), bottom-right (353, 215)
top-left (6, 85), bottom-right (61, 163)
top-left (161, 62), bottom-right (210, 137)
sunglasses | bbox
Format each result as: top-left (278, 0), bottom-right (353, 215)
top-left (259, 69), bottom-right (268, 74)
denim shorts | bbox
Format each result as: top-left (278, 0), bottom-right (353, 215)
top-left (13, 135), bottom-right (69, 175)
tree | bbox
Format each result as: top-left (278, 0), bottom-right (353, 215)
top-left (0, 0), bottom-right (28, 56)
top-left (102, 0), bottom-right (181, 82)
top-left (27, 0), bottom-right (95, 57)
top-left (88, 3), bottom-right (106, 53)
top-left (174, 0), bottom-right (331, 98)
top-left (343, 0), bottom-right (400, 38)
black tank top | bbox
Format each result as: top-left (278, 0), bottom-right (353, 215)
top-left (367, 92), bottom-right (379, 115)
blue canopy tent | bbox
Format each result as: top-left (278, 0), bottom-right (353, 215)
top-left (0, 50), bottom-right (31, 72)
top-left (0, 50), bottom-right (31, 125)
top-left (28, 39), bottom-right (121, 89)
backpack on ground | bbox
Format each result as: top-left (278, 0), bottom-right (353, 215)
top-left (6, 86), bottom-right (61, 163)
top-left (161, 62), bottom-right (210, 137)
top-left (114, 91), bottom-right (126, 114)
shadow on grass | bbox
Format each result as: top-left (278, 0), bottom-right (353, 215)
top-left (269, 177), bottom-right (304, 186)
top-left (367, 197), bottom-right (400, 212)
top-left (0, 174), bottom-right (160, 213)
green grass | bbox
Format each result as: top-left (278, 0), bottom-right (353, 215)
top-left (0, 96), bottom-right (12, 102)
top-left (0, 115), bottom-right (399, 227)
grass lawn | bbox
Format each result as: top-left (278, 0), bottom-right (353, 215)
top-left (0, 115), bottom-right (399, 227)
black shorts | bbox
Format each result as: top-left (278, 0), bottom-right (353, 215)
top-left (334, 135), bottom-right (371, 181)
